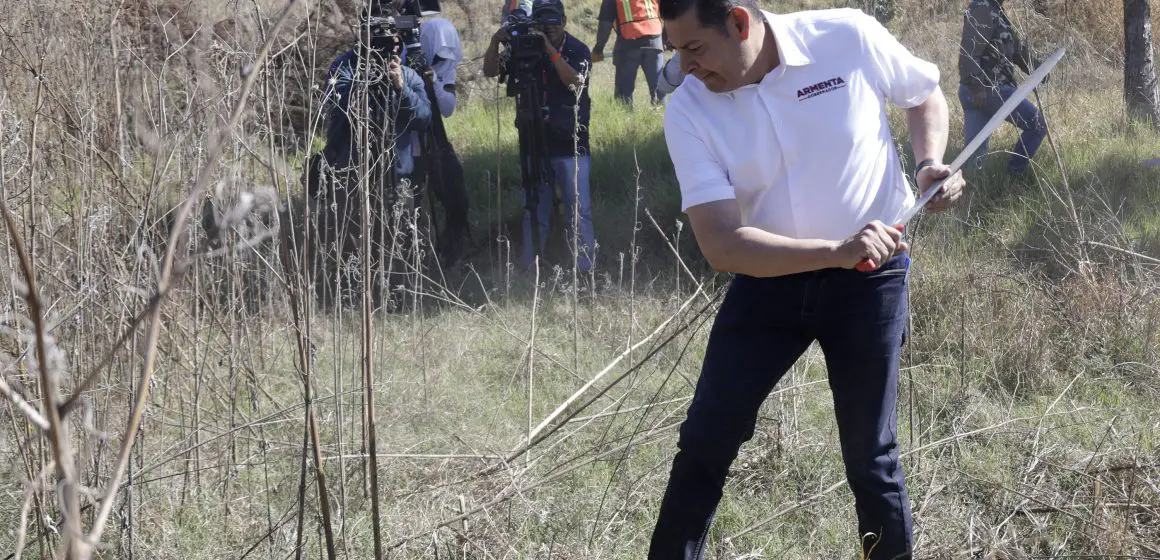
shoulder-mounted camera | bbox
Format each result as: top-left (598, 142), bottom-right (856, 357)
top-left (358, 0), bottom-right (442, 60)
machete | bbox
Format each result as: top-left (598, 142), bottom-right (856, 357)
top-left (856, 46), bottom-right (1066, 272)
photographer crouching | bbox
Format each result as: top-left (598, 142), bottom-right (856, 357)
top-left (483, 0), bottom-right (597, 273)
top-left (309, 0), bottom-right (433, 309)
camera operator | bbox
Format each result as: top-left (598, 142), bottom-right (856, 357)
top-left (311, 1), bottom-right (433, 306)
top-left (322, 36), bottom-right (431, 177)
top-left (482, 0), bottom-right (597, 273)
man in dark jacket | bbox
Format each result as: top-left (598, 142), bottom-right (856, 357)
top-left (958, 0), bottom-right (1047, 175)
top-left (308, 10), bottom-right (433, 307)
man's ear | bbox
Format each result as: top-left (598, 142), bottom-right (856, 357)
top-left (731, 7), bottom-right (751, 40)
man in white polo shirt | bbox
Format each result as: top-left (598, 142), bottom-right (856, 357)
top-left (650, 1), bottom-right (966, 559)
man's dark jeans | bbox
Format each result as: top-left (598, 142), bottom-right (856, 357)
top-left (649, 254), bottom-right (913, 559)
top-left (613, 45), bottom-right (665, 106)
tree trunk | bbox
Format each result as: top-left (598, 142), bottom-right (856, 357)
top-left (1124, 0), bottom-right (1160, 127)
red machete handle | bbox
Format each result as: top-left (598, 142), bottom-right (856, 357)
top-left (855, 224), bottom-right (905, 272)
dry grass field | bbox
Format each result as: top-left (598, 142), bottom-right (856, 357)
top-left (0, 0), bottom-right (1158, 558)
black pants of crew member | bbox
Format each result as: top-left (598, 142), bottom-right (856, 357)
top-left (414, 136), bottom-right (469, 266)
top-left (649, 254), bottom-right (914, 559)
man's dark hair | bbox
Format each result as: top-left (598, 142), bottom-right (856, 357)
top-left (659, 0), bottom-right (764, 32)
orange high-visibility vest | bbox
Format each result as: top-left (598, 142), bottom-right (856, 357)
top-left (615, 0), bottom-right (661, 40)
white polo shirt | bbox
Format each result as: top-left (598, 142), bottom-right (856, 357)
top-left (664, 8), bottom-right (940, 241)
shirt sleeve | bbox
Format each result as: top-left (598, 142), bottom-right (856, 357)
top-left (598, 0), bottom-right (616, 22)
top-left (858, 13), bottom-right (940, 108)
top-left (566, 40), bottom-right (592, 76)
top-left (656, 52), bottom-right (684, 95)
top-left (396, 67), bottom-right (432, 137)
top-left (664, 98), bottom-right (735, 211)
top-left (594, 20), bottom-right (613, 54)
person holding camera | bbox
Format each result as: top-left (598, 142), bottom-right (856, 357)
top-left (483, 0), bottom-right (596, 273)
top-left (593, 0), bottom-right (666, 106)
top-left (322, 16), bottom-right (432, 176)
top-left (310, 3), bottom-right (433, 307)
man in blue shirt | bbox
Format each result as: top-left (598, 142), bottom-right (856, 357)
top-left (482, 0), bottom-right (597, 273)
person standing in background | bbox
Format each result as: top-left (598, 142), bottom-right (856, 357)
top-left (958, 0), bottom-right (1047, 175)
top-left (593, 0), bottom-right (666, 106)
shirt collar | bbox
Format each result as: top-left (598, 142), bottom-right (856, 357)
top-left (763, 11), bottom-right (814, 67)
top-left (702, 11), bottom-right (813, 99)
top-left (721, 11), bottom-right (812, 97)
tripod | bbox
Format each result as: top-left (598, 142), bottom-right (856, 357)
top-left (507, 50), bottom-right (551, 266)
top-left (405, 45), bottom-right (468, 267)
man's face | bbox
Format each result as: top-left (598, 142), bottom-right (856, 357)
top-left (665, 8), bottom-right (751, 93)
top-left (543, 18), bottom-right (565, 46)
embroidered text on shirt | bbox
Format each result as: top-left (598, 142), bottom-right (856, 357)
top-left (797, 77), bottom-right (847, 101)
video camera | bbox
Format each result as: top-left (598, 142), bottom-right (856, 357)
top-left (359, 0), bottom-right (442, 70)
top-left (500, 8), bottom-right (552, 97)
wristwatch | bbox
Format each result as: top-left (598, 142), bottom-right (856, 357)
top-left (915, 158), bottom-right (937, 180)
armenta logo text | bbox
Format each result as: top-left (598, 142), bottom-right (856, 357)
top-left (797, 77), bottom-right (847, 101)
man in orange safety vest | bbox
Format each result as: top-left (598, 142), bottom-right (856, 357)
top-left (593, 0), bottom-right (666, 106)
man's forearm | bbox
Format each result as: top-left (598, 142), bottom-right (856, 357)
top-left (906, 86), bottom-right (949, 165)
top-left (550, 56), bottom-right (583, 89)
top-left (483, 40), bottom-right (501, 77)
top-left (397, 79), bottom-right (432, 135)
top-left (701, 227), bottom-right (841, 278)
top-left (594, 21), bottom-right (612, 54)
